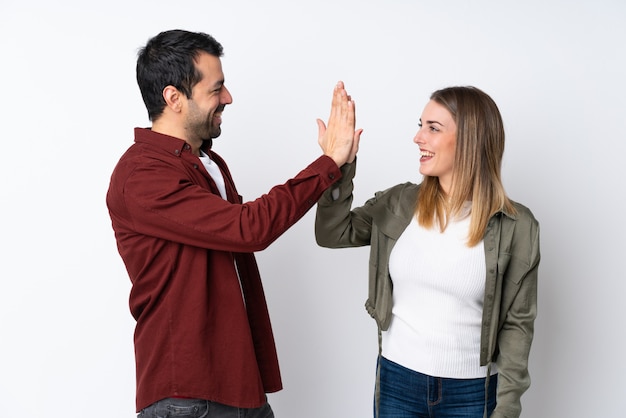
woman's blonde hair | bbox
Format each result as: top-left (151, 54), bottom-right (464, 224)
top-left (416, 86), bottom-right (515, 246)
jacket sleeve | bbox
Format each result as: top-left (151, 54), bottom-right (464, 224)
top-left (315, 160), bottom-right (374, 248)
top-left (108, 155), bottom-right (341, 253)
top-left (492, 215), bottom-right (540, 418)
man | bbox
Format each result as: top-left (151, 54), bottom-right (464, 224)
top-left (106, 29), bottom-right (361, 417)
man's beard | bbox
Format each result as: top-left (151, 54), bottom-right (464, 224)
top-left (207, 121), bottom-right (221, 139)
top-left (194, 116), bottom-right (221, 141)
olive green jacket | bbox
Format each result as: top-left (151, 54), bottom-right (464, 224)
top-left (315, 162), bottom-right (540, 418)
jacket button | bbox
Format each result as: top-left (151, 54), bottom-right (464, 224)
top-left (329, 174), bottom-right (335, 180)
top-left (174, 149), bottom-right (180, 155)
top-left (193, 164), bottom-right (199, 169)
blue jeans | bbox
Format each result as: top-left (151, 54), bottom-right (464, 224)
top-left (138, 398), bottom-right (274, 418)
top-left (376, 356), bottom-right (497, 418)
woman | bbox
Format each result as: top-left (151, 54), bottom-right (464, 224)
top-left (315, 86), bottom-right (540, 418)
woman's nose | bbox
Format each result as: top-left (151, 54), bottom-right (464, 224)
top-left (413, 129), bottom-right (423, 144)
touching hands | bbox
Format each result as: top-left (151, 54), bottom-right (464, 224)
top-left (317, 81), bottom-right (363, 167)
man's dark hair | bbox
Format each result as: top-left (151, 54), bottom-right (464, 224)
top-left (136, 29), bottom-right (224, 121)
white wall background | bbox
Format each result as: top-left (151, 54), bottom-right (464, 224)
top-left (1, 0), bottom-right (624, 416)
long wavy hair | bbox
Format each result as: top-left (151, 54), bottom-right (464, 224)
top-left (416, 86), bottom-right (515, 246)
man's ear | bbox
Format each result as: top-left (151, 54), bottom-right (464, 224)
top-left (162, 85), bottom-right (184, 113)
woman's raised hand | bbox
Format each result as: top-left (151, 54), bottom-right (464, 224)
top-left (317, 81), bottom-right (362, 166)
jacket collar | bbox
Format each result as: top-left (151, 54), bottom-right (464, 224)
top-left (134, 128), bottom-right (214, 156)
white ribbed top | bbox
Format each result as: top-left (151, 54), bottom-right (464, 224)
top-left (382, 211), bottom-right (492, 378)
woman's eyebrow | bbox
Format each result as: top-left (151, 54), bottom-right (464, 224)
top-left (422, 118), bottom-right (444, 126)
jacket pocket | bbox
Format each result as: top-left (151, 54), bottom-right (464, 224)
top-left (501, 253), bottom-right (531, 286)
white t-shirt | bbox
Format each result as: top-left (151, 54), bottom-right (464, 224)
top-left (199, 150), bottom-right (227, 200)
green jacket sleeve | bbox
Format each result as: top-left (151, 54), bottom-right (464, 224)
top-left (315, 161), bottom-right (373, 248)
top-left (491, 210), bottom-right (540, 418)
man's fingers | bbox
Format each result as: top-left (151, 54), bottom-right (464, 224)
top-left (329, 82), bottom-right (346, 123)
top-left (316, 118), bottom-right (327, 137)
top-left (319, 81), bottom-right (359, 166)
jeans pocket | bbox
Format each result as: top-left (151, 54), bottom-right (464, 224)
top-left (138, 398), bottom-right (209, 418)
top-left (166, 399), bottom-right (209, 418)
